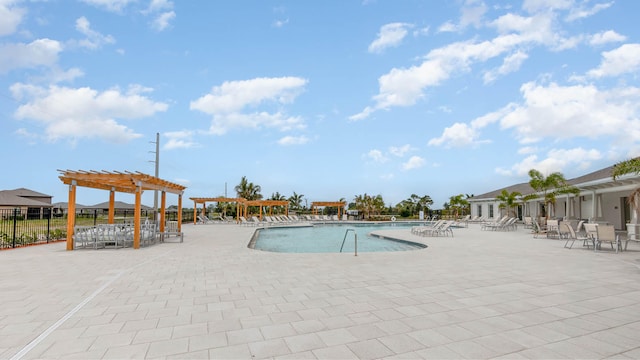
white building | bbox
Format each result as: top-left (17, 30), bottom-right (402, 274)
top-left (468, 162), bottom-right (640, 231)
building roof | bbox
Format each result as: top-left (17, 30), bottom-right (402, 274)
top-left (0, 188), bottom-right (53, 207)
top-left (469, 160), bottom-right (639, 202)
top-left (4, 188), bottom-right (52, 198)
top-left (0, 192), bottom-right (53, 207)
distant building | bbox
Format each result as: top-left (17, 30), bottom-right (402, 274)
top-left (0, 188), bottom-right (53, 219)
top-left (468, 161), bottom-right (640, 231)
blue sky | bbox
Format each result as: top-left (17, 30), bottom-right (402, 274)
top-left (2, 0), bottom-right (640, 208)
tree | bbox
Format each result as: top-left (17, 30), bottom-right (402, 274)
top-left (288, 192), bottom-right (304, 211)
top-left (612, 157), bottom-right (640, 224)
top-left (527, 169), bottom-right (579, 219)
top-left (495, 190), bottom-right (521, 217)
top-left (353, 193), bottom-right (385, 220)
top-left (448, 194), bottom-right (469, 218)
top-left (234, 176), bottom-right (262, 200)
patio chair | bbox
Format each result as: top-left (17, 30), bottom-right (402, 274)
top-left (583, 223), bottom-right (598, 249)
top-left (481, 216), bottom-right (508, 230)
top-left (595, 224), bottom-right (621, 253)
top-left (531, 220), bottom-right (548, 238)
top-left (546, 219), bottom-right (560, 238)
top-left (562, 222), bottom-right (591, 249)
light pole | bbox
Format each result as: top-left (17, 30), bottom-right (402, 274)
top-left (149, 132), bottom-right (160, 220)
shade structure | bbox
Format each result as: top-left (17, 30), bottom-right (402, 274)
top-left (189, 197), bottom-right (244, 224)
top-left (311, 201), bottom-right (346, 218)
top-left (58, 170), bottom-right (187, 250)
top-left (242, 200), bottom-right (289, 220)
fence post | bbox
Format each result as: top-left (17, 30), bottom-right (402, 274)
top-left (12, 207), bottom-right (18, 248)
top-left (47, 210), bottom-right (51, 243)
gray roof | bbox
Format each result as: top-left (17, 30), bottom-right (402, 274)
top-left (0, 192), bottom-right (53, 207)
top-left (5, 188), bottom-right (52, 198)
top-left (470, 161), bottom-right (633, 201)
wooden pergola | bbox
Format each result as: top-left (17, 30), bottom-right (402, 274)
top-left (58, 170), bottom-right (187, 250)
top-left (189, 197), bottom-right (244, 224)
top-left (242, 200), bottom-right (289, 220)
top-left (311, 201), bottom-right (346, 218)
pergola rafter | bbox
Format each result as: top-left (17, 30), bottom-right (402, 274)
top-left (59, 170), bottom-right (187, 250)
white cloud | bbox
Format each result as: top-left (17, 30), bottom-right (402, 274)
top-left (73, 17), bottom-right (116, 49)
top-left (273, 18), bottom-right (289, 28)
top-left (589, 30), bottom-right (626, 46)
top-left (438, 0), bottom-right (487, 33)
top-left (0, 0), bottom-right (26, 36)
top-left (145, 0), bottom-right (173, 13)
top-left (0, 39), bottom-right (62, 74)
top-left (368, 23), bottom-right (413, 53)
top-left (586, 43), bottom-right (640, 78)
top-left (522, 0), bottom-right (573, 13)
top-left (11, 83), bottom-right (168, 143)
top-left (428, 122), bottom-right (489, 148)
top-left (141, 0), bottom-right (175, 31)
top-left (351, 9), bottom-right (582, 120)
top-left (278, 135), bottom-right (309, 145)
top-left (518, 146), bottom-right (538, 155)
top-left (389, 144), bottom-right (411, 157)
top-left (366, 149), bottom-right (388, 163)
top-left (164, 130), bottom-right (197, 150)
top-left (151, 11), bottom-right (175, 31)
top-left (565, 1), bottom-right (613, 22)
top-left (483, 50), bottom-right (528, 83)
top-left (402, 156), bottom-right (425, 170)
top-left (190, 77), bottom-right (308, 134)
top-left (478, 81), bottom-right (640, 145)
top-left (80, 0), bottom-right (135, 13)
top-left (497, 148), bottom-right (603, 176)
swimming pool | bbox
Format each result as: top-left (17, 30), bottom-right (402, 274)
top-left (249, 223), bottom-right (427, 253)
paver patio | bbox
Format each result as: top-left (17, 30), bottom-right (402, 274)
top-left (1, 222), bottom-right (639, 359)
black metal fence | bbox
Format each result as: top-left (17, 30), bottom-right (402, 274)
top-left (0, 208), bottom-right (195, 249)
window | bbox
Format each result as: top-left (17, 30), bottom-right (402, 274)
top-left (489, 204), bottom-right (494, 218)
top-left (477, 205), bottom-right (482, 217)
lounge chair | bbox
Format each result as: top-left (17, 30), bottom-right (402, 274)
top-left (595, 224), bottom-right (621, 253)
top-left (481, 216), bottom-right (508, 231)
top-left (531, 220), bottom-right (548, 238)
top-left (562, 222), bottom-right (590, 249)
top-left (411, 220), bottom-right (444, 236)
top-left (583, 223), bottom-right (598, 248)
top-left (546, 219), bottom-right (560, 238)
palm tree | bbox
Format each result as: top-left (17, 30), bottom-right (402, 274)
top-left (353, 193), bottom-right (385, 219)
top-left (448, 194), bottom-right (468, 219)
top-left (495, 190), bottom-right (521, 217)
top-left (527, 169), bottom-right (579, 219)
top-left (612, 157), bottom-right (640, 225)
top-left (288, 192), bottom-right (304, 211)
top-left (234, 176), bottom-right (262, 200)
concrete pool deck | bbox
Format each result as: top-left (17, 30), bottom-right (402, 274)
top-left (1, 222), bottom-right (640, 359)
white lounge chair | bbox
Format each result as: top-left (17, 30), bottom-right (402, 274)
top-left (595, 224), bottom-right (621, 253)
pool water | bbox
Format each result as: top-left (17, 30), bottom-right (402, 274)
top-left (249, 223), bottom-right (427, 253)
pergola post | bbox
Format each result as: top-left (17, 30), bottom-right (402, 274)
top-left (160, 190), bottom-right (166, 234)
top-left (134, 183), bottom-right (142, 249)
top-left (108, 188), bottom-right (115, 224)
top-left (192, 201), bottom-right (197, 224)
top-left (66, 181), bottom-right (77, 251)
top-left (177, 194), bottom-right (183, 232)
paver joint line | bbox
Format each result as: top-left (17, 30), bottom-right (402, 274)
top-left (9, 250), bottom-right (172, 360)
